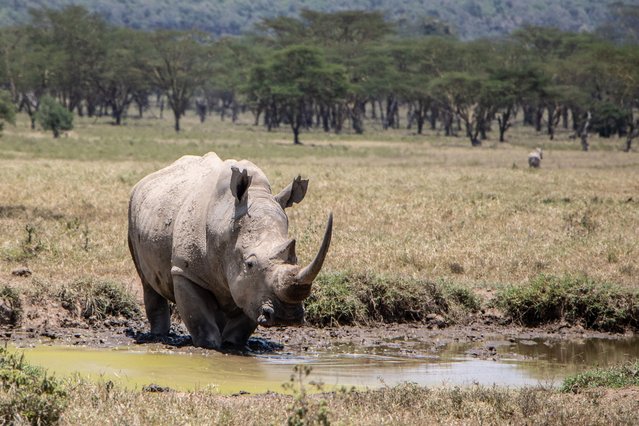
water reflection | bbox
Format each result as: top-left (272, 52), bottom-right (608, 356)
top-left (17, 336), bottom-right (639, 393)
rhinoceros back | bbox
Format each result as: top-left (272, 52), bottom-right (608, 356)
top-left (128, 153), bottom-right (228, 302)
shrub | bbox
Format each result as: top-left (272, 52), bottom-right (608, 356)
top-left (36, 96), bottom-right (73, 138)
top-left (0, 348), bottom-right (67, 424)
top-left (304, 272), bottom-right (368, 326)
top-left (59, 279), bottom-right (141, 322)
top-left (305, 272), bottom-right (480, 326)
top-left (0, 286), bottom-right (23, 327)
top-left (495, 274), bottom-right (639, 331)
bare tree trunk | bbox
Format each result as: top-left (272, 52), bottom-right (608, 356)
top-left (497, 106), bottom-right (512, 142)
top-left (579, 111), bottom-right (591, 151)
top-left (351, 100), bottom-right (365, 134)
top-left (547, 105), bottom-right (561, 140)
top-left (429, 107), bottom-right (438, 130)
top-left (174, 110), bottom-right (181, 132)
top-left (624, 120), bottom-right (638, 152)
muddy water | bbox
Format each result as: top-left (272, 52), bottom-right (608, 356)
top-left (18, 336), bottom-right (639, 394)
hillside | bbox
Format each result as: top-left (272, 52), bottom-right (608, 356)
top-left (0, 0), bottom-right (623, 39)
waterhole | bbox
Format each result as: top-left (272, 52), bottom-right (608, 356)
top-left (18, 336), bottom-right (639, 394)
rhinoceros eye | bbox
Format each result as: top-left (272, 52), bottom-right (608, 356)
top-left (244, 256), bottom-right (257, 271)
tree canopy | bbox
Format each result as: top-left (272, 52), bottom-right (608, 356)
top-left (0, 5), bottom-right (638, 148)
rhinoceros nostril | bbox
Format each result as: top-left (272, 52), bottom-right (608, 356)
top-left (258, 305), bottom-right (275, 326)
top-left (262, 306), bottom-right (274, 318)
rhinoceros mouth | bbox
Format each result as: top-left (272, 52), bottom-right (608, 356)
top-left (257, 301), bottom-right (305, 327)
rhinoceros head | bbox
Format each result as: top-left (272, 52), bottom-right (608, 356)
top-left (224, 167), bottom-right (332, 327)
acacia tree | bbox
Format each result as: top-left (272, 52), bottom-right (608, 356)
top-left (147, 30), bottom-right (210, 132)
top-left (0, 26), bottom-right (50, 129)
top-left (28, 6), bottom-right (107, 115)
top-left (257, 10), bottom-right (393, 134)
top-left (247, 45), bottom-right (347, 144)
top-left (206, 37), bottom-right (263, 122)
top-left (430, 72), bottom-right (491, 146)
top-left (94, 28), bottom-right (149, 125)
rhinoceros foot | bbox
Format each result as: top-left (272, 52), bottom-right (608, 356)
top-left (246, 337), bottom-right (284, 353)
top-left (130, 330), bottom-right (192, 347)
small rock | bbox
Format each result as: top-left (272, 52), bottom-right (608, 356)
top-left (41, 331), bottom-right (57, 339)
top-left (11, 267), bottom-right (32, 277)
top-left (426, 314), bottom-right (447, 328)
top-left (143, 384), bottom-right (172, 393)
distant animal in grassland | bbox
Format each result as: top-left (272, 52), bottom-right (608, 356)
top-left (528, 148), bottom-right (543, 168)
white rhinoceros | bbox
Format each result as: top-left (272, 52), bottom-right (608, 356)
top-left (128, 152), bottom-right (332, 349)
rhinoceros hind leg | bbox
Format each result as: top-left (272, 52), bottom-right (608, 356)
top-left (142, 282), bottom-right (171, 335)
top-left (173, 275), bottom-right (223, 349)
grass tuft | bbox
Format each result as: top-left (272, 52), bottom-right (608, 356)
top-left (495, 274), bottom-right (639, 331)
top-left (561, 361), bottom-right (639, 393)
top-left (58, 279), bottom-right (141, 322)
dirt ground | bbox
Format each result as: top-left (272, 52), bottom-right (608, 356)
top-left (3, 297), bottom-right (630, 359)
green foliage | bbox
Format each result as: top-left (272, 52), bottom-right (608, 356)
top-left (590, 101), bottom-right (631, 138)
top-left (0, 348), bottom-right (67, 424)
top-left (561, 361), bottom-right (639, 393)
top-left (0, 286), bottom-right (23, 327)
top-left (0, 90), bottom-right (15, 134)
top-left (146, 30), bottom-right (211, 131)
top-left (495, 274), bottom-right (639, 331)
top-left (36, 96), bottom-right (73, 138)
top-left (246, 45), bottom-right (348, 143)
top-left (304, 272), bottom-right (367, 326)
top-left (442, 282), bottom-right (482, 312)
top-left (58, 279), bottom-right (141, 322)
top-left (305, 272), bottom-right (480, 326)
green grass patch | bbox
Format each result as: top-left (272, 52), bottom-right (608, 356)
top-left (495, 274), bottom-right (639, 331)
top-left (561, 361), bottom-right (639, 393)
top-left (0, 348), bottom-right (67, 424)
top-left (305, 272), bottom-right (481, 326)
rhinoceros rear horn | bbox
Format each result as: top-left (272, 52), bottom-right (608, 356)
top-left (295, 213), bottom-right (333, 286)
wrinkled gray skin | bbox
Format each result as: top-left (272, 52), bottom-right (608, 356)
top-left (128, 152), bottom-right (332, 349)
top-left (528, 147), bottom-right (543, 168)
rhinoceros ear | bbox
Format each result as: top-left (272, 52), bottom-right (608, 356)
top-left (230, 166), bottom-right (252, 203)
top-left (275, 175), bottom-right (308, 209)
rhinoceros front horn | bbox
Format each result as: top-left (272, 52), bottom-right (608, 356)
top-left (296, 212), bottom-right (333, 285)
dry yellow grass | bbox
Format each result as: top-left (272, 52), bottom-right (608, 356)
top-left (60, 380), bottom-right (639, 425)
top-left (2, 112), bottom-right (639, 424)
top-left (1, 113), bottom-right (638, 294)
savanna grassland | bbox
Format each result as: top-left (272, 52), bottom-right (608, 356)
top-left (2, 112), bottom-right (638, 302)
top-left (1, 111), bottom-right (639, 424)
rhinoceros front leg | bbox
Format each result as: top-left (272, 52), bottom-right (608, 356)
top-left (221, 314), bottom-right (257, 349)
top-left (173, 275), bottom-right (223, 349)
top-left (142, 282), bottom-right (171, 335)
